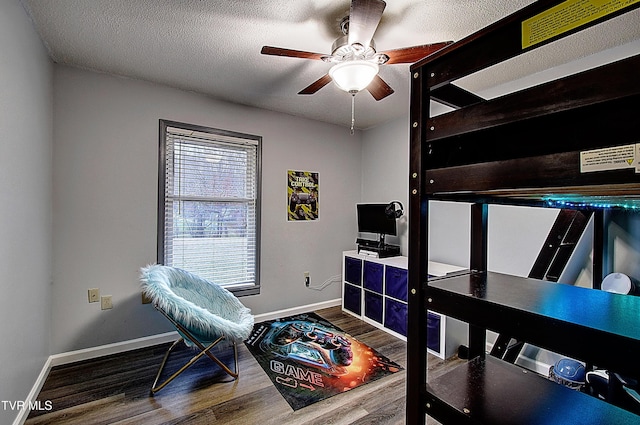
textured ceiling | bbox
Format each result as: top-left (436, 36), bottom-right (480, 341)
top-left (20, 0), bottom-right (640, 129)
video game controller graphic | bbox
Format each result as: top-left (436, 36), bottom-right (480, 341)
top-left (289, 191), bottom-right (317, 213)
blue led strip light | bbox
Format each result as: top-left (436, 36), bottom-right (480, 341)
top-left (544, 196), bottom-right (640, 210)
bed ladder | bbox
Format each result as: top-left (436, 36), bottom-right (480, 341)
top-left (490, 209), bottom-right (593, 362)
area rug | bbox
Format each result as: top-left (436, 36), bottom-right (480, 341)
top-left (244, 312), bottom-right (403, 410)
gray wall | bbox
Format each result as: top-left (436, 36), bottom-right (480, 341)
top-left (361, 116), bottom-right (409, 255)
top-left (0, 0), bottom-right (53, 423)
top-left (51, 66), bottom-right (362, 353)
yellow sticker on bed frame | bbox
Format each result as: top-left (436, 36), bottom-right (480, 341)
top-left (522, 0), bottom-right (640, 49)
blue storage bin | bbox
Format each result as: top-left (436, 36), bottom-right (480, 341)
top-left (363, 261), bottom-right (384, 293)
top-left (427, 312), bottom-right (442, 354)
top-left (343, 282), bottom-right (361, 315)
top-left (385, 266), bottom-right (408, 301)
top-left (344, 257), bottom-right (362, 286)
top-left (364, 291), bottom-right (383, 323)
top-left (385, 298), bottom-right (408, 336)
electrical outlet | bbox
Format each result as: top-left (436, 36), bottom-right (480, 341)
top-left (88, 288), bottom-right (100, 303)
top-left (304, 271), bottom-right (310, 287)
top-left (101, 295), bottom-right (113, 310)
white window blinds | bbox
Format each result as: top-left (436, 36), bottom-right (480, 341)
top-left (159, 121), bottom-right (261, 295)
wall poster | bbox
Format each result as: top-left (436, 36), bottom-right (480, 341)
top-left (287, 170), bottom-right (319, 221)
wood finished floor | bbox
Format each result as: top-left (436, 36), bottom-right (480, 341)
top-left (26, 307), bottom-right (460, 425)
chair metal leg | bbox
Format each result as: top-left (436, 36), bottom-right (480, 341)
top-left (192, 336), bottom-right (239, 380)
top-left (151, 338), bottom-right (183, 394)
top-left (151, 336), bottom-right (227, 394)
top-left (233, 340), bottom-right (239, 376)
top-left (150, 305), bottom-right (241, 395)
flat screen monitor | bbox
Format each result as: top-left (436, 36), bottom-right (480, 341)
top-left (357, 203), bottom-right (397, 236)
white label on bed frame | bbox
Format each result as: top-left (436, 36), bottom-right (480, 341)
top-left (580, 144), bottom-right (636, 173)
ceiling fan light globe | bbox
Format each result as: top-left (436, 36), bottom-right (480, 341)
top-left (329, 60), bottom-right (379, 93)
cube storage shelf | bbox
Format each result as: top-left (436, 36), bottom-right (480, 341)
top-left (342, 251), bottom-right (409, 340)
top-left (342, 250), bottom-right (465, 358)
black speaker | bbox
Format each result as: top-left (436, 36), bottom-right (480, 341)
top-left (385, 201), bottom-right (404, 219)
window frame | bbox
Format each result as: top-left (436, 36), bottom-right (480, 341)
top-left (157, 119), bottom-right (261, 296)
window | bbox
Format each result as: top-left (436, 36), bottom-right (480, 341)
top-left (158, 120), bottom-right (261, 296)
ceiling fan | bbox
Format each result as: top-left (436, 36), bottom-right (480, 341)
top-left (261, 0), bottom-right (452, 102)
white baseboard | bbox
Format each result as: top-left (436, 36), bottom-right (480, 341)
top-left (252, 298), bottom-right (341, 323)
top-left (515, 355), bottom-right (553, 376)
top-left (486, 340), bottom-right (553, 377)
top-left (12, 356), bottom-right (53, 425)
top-left (13, 298), bottom-right (341, 425)
top-left (12, 331), bottom-right (180, 425)
top-left (49, 331), bottom-right (179, 367)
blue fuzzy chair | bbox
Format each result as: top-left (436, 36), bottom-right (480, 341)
top-left (140, 264), bottom-right (254, 394)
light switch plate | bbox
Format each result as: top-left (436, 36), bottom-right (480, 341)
top-left (88, 288), bottom-right (100, 303)
top-left (101, 295), bottom-right (113, 310)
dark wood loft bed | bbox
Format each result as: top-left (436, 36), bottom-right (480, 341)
top-left (407, 1), bottom-right (640, 424)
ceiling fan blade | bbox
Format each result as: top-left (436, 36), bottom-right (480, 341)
top-left (381, 42), bottom-right (453, 65)
top-left (298, 74), bottom-right (333, 95)
top-left (366, 75), bottom-right (394, 101)
top-left (261, 46), bottom-right (326, 61)
top-left (348, 0), bottom-right (386, 49)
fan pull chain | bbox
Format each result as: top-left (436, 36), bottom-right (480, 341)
top-left (350, 93), bottom-right (356, 135)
